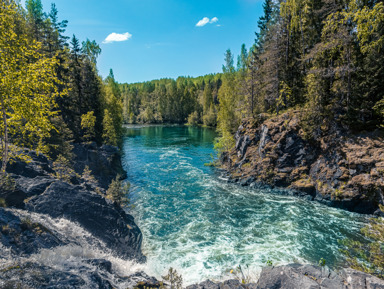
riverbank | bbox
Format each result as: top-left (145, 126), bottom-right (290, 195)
top-left (1, 135), bottom-right (383, 288)
top-left (0, 143), bottom-right (151, 288)
top-left (220, 111), bottom-right (384, 215)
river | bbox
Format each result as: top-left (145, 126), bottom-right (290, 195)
top-left (122, 125), bottom-right (369, 285)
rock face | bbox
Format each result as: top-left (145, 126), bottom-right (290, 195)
top-left (256, 264), bottom-right (384, 289)
top-left (187, 264), bottom-right (384, 289)
top-left (0, 262), bottom-right (157, 289)
top-left (25, 181), bottom-right (145, 261)
top-left (0, 208), bottom-right (64, 256)
top-left (222, 111), bottom-right (384, 214)
top-left (0, 145), bottom-right (150, 288)
top-left (72, 142), bottom-right (127, 189)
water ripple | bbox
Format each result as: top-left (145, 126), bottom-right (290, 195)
top-left (122, 126), bottom-right (369, 285)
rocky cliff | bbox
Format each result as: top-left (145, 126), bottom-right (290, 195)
top-left (0, 144), bottom-right (150, 288)
top-left (220, 111), bottom-right (384, 214)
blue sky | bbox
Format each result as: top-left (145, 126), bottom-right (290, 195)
top-left (23, 0), bottom-right (264, 83)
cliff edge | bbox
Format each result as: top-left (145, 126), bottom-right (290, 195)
top-left (220, 111), bottom-right (384, 214)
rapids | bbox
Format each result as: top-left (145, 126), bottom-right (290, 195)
top-left (123, 125), bottom-right (370, 285)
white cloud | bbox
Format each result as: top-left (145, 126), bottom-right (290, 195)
top-left (196, 17), bottom-right (210, 27)
top-left (210, 17), bottom-right (219, 23)
top-left (103, 32), bottom-right (132, 44)
top-left (196, 17), bottom-right (219, 27)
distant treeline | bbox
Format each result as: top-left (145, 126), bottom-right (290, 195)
top-left (120, 75), bottom-right (222, 127)
top-left (121, 0), bottom-right (384, 150)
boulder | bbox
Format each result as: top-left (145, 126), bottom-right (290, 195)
top-left (25, 181), bottom-right (145, 262)
top-left (6, 150), bottom-right (54, 178)
top-left (340, 268), bottom-right (384, 289)
top-left (0, 180), bottom-right (27, 209)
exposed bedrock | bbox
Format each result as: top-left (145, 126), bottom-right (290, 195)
top-left (221, 111), bottom-right (384, 214)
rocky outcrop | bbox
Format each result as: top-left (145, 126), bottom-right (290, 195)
top-left (256, 264), bottom-right (384, 289)
top-left (0, 208), bottom-right (64, 256)
top-left (221, 111), bottom-right (384, 214)
top-left (0, 262), bottom-right (157, 289)
top-left (72, 142), bottom-right (127, 189)
top-left (25, 181), bottom-right (145, 261)
top-left (187, 264), bottom-right (384, 289)
top-left (0, 144), bottom-right (149, 288)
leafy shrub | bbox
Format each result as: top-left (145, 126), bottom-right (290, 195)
top-left (106, 175), bottom-right (130, 207)
top-left (81, 111), bottom-right (96, 141)
top-left (319, 258), bottom-right (326, 267)
top-left (52, 154), bottom-right (77, 183)
top-left (187, 111), bottom-right (200, 126)
top-left (162, 267), bottom-right (183, 289)
top-left (341, 211), bottom-right (384, 278)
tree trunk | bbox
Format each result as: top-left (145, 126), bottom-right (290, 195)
top-left (1, 97), bottom-right (8, 175)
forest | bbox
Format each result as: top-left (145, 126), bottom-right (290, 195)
top-left (0, 0), bottom-right (124, 173)
top-left (122, 0), bottom-right (384, 151)
top-left (2, 0), bottom-right (384, 280)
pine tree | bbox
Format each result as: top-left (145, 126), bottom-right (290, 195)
top-left (102, 109), bottom-right (117, 146)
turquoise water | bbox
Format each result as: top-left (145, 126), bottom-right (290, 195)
top-left (122, 125), bottom-right (369, 285)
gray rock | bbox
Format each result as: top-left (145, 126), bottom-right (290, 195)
top-left (221, 279), bottom-right (244, 289)
top-left (72, 143), bottom-right (126, 189)
top-left (258, 125), bottom-right (270, 158)
top-left (0, 208), bottom-right (64, 256)
top-left (25, 181), bottom-right (146, 262)
top-left (253, 264), bottom-right (384, 289)
top-left (340, 268), bottom-right (384, 289)
top-left (14, 175), bottom-right (55, 197)
top-left (0, 261), bottom-right (113, 289)
top-left (256, 264), bottom-right (321, 289)
top-left (199, 280), bottom-right (220, 289)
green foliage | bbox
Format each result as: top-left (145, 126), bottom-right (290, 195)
top-left (187, 111), bottom-right (200, 126)
top-left (214, 131), bottom-right (235, 155)
top-left (0, 0), bottom-right (123, 174)
top-left (0, 173), bottom-right (16, 191)
top-left (319, 258), bottom-right (326, 267)
top-left (106, 175), bottom-right (130, 208)
top-left (277, 81), bottom-right (292, 113)
top-left (0, 0), bottom-right (67, 174)
top-left (162, 267), bottom-right (183, 289)
top-left (341, 213), bottom-right (384, 278)
top-left (82, 39), bottom-right (101, 65)
top-left (103, 109), bottom-right (117, 146)
top-left (81, 111), bottom-right (96, 141)
top-left (81, 165), bottom-right (97, 185)
top-left (203, 105), bottom-right (217, 127)
top-left (354, 2), bottom-right (384, 55)
top-left (52, 154), bottom-right (77, 183)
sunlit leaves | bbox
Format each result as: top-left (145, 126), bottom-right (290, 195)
top-left (0, 0), bottom-right (65, 172)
